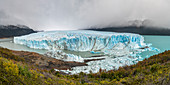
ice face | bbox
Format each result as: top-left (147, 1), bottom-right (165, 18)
top-left (14, 30), bottom-right (158, 74)
top-left (14, 30), bottom-right (146, 53)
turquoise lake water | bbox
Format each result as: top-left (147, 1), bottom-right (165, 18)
top-left (140, 35), bottom-right (170, 57)
top-left (0, 35), bottom-right (170, 58)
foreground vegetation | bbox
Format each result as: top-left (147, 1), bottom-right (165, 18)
top-left (0, 47), bottom-right (169, 85)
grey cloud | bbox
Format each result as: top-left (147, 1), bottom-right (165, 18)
top-left (0, 0), bottom-right (170, 30)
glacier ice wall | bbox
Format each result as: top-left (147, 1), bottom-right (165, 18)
top-left (14, 30), bottom-right (146, 54)
top-left (14, 30), bottom-right (158, 74)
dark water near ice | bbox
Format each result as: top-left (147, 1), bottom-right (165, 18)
top-left (0, 35), bottom-right (170, 57)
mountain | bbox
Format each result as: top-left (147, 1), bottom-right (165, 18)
top-left (86, 20), bottom-right (170, 36)
top-left (86, 26), bottom-right (170, 35)
top-left (0, 25), bottom-right (36, 38)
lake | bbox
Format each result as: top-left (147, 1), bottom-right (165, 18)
top-left (141, 35), bottom-right (170, 57)
top-left (0, 38), bottom-right (47, 54)
top-left (0, 35), bottom-right (170, 57)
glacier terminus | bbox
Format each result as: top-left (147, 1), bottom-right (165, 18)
top-left (14, 30), bottom-right (158, 74)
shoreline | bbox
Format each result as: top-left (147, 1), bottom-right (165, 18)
top-left (0, 47), bottom-right (108, 72)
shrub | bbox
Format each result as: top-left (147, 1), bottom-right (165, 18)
top-left (151, 64), bottom-right (161, 73)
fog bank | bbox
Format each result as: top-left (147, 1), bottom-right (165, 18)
top-left (0, 0), bottom-right (170, 30)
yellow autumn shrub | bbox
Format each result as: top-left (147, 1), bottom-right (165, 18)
top-left (0, 57), bottom-right (19, 76)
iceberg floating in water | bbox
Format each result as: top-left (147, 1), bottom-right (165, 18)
top-left (14, 30), bottom-right (158, 74)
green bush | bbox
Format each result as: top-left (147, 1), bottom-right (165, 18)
top-left (0, 47), bottom-right (170, 85)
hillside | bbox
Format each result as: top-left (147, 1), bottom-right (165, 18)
top-left (0, 47), bottom-right (169, 85)
top-left (0, 25), bottom-right (36, 38)
top-left (87, 26), bottom-right (170, 36)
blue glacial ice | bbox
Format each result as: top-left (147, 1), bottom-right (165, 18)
top-left (14, 30), bottom-right (147, 52)
top-left (14, 30), bottom-right (158, 74)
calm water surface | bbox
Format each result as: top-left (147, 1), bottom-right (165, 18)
top-left (141, 35), bottom-right (170, 57)
top-left (0, 38), bottom-right (47, 54)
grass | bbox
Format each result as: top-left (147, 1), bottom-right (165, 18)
top-left (0, 47), bottom-right (169, 85)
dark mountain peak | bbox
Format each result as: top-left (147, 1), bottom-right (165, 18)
top-left (0, 24), bottom-right (36, 38)
top-left (0, 24), bottom-right (31, 29)
top-left (16, 24), bottom-right (30, 29)
top-left (86, 24), bottom-right (170, 36)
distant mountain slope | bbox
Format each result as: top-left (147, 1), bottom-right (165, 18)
top-left (0, 25), bottom-right (36, 38)
top-left (86, 26), bottom-right (170, 36)
top-left (86, 19), bottom-right (170, 35)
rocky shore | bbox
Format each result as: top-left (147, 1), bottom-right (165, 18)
top-left (0, 47), bottom-right (169, 85)
top-left (0, 47), bottom-right (106, 72)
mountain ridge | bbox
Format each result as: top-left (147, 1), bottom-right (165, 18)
top-left (86, 26), bottom-right (170, 36)
top-left (0, 25), bottom-right (36, 38)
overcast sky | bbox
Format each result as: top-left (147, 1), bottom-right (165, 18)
top-left (0, 0), bottom-right (170, 31)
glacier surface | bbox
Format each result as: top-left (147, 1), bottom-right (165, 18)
top-left (14, 30), bottom-right (158, 74)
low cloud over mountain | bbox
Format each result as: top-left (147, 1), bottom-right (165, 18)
top-left (0, 0), bottom-right (170, 30)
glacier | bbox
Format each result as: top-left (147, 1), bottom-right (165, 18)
top-left (14, 30), bottom-right (158, 74)
top-left (14, 30), bottom-right (147, 52)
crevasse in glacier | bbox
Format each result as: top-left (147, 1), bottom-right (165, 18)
top-left (14, 30), bottom-right (158, 74)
